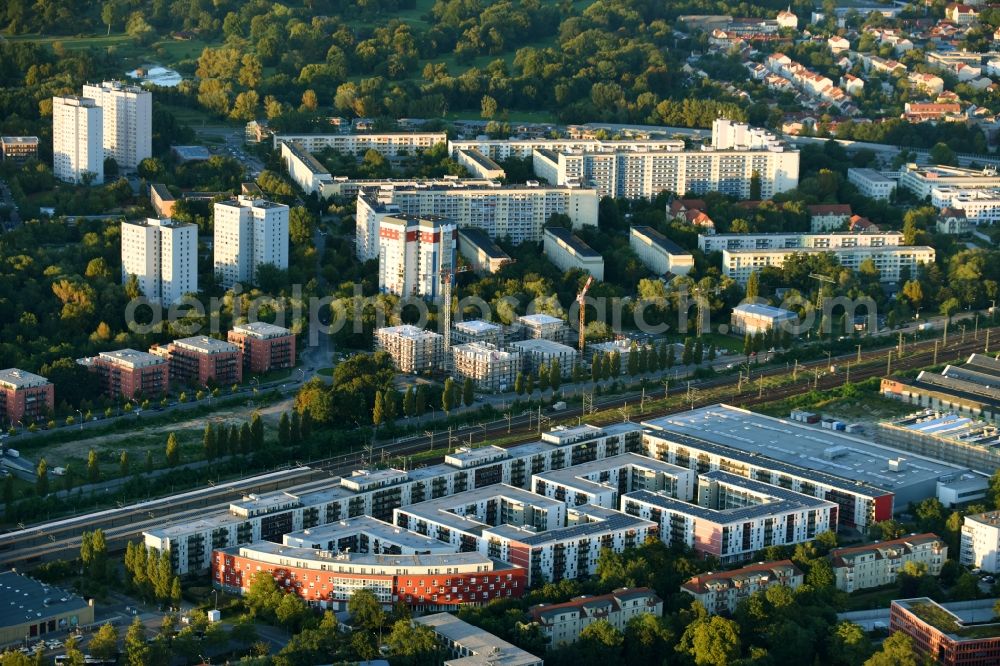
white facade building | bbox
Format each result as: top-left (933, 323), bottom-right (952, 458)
top-left (700, 230), bottom-right (902, 253)
top-left (629, 226), bottom-right (694, 276)
top-left (543, 227), bottom-right (604, 279)
top-left (81, 80), bottom-right (152, 170)
top-left (848, 168), bottom-right (897, 200)
top-left (452, 342), bottom-right (521, 392)
top-left (52, 96), bottom-right (103, 185)
top-left (213, 196), bottom-right (290, 288)
top-left (271, 132), bottom-right (446, 155)
top-left (730, 303), bottom-right (798, 335)
top-left (375, 325), bottom-right (444, 373)
top-left (377, 214), bottom-right (457, 299)
top-left (721, 245), bottom-right (936, 285)
top-left (960, 511), bottom-right (1000, 572)
top-left (527, 588), bottom-right (663, 647)
top-left (280, 141), bottom-right (332, 196)
top-left (121, 218), bottom-right (198, 305)
top-left (899, 164), bottom-right (1000, 199)
top-left (681, 561), bottom-right (803, 615)
top-left (831, 533), bottom-right (947, 592)
top-left (931, 187), bottom-right (1000, 224)
top-left (509, 339), bottom-right (578, 376)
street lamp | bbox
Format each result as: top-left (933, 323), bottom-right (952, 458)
top-left (76, 409), bottom-right (83, 430)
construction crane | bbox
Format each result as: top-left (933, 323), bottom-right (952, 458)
top-left (810, 272), bottom-right (836, 337)
top-left (436, 264), bottom-right (470, 353)
top-left (577, 275), bottom-right (595, 352)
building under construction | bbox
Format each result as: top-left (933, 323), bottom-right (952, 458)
top-left (451, 342), bottom-right (521, 392)
top-left (374, 325), bottom-right (444, 374)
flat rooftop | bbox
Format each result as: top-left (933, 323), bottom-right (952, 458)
top-left (732, 303), bottom-right (798, 319)
top-left (723, 245), bottom-right (934, 256)
top-left (232, 541), bottom-right (497, 571)
top-left (232, 321), bottom-right (293, 338)
top-left (0, 572), bottom-right (90, 629)
top-left (454, 319), bottom-right (502, 335)
top-left (282, 516), bottom-right (456, 553)
top-left (173, 336), bottom-right (239, 354)
top-left (544, 227), bottom-right (601, 258)
top-left (171, 145), bottom-right (211, 162)
top-left (849, 168), bottom-right (894, 183)
top-left (282, 141), bottom-right (330, 175)
top-left (397, 484), bottom-right (564, 536)
top-left (0, 136), bottom-right (38, 145)
top-left (517, 313), bottom-right (564, 327)
top-left (509, 339), bottom-right (576, 355)
top-left (0, 368), bottom-right (49, 389)
top-left (644, 405), bottom-right (966, 495)
top-left (149, 182), bottom-right (175, 200)
top-left (631, 225), bottom-right (689, 256)
top-left (486, 509), bottom-right (655, 547)
top-left (97, 348), bottom-right (164, 368)
top-left (626, 469), bottom-right (836, 523)
top-left (893, 598), bottom-right (1000, 640)
top-left (460, 148), bottom-right (504, 171)
top-left (457, 228), bottom-right (511, 261)
top-left (376, 325), bottom-right (442, 340)
top-left (415, 613), bottom-right (542, 666)
top-left (532, 453), bottom-right (690, 495)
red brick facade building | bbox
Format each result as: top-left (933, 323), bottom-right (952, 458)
top-left (0, 368), bottom-right (54, 425)
top-left (227, 322), bottom-right (296, 374)
top-left (150, 336), bottom-right (242, 387)
top-left (213, 544), bottom-right (526, 612)
top-left (77, 349), bottom-right (168, 399)
top-left (890, 598), bottom-right (1000, 666)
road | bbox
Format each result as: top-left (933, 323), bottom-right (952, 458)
top-left (3, 321), bottom-right (997, 568)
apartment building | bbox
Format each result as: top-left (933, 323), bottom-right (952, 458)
top-left (214, 542), bottom-right (526, 612)
top-left (526, 588), bottom-right (663, 647)
top-left (148, 422), bottom-right (646, 573)
top-left (453, 137), bottom-right (684, 161)
top-left (368, 184), bottom-right (600, 244)
top-left (456, 148), bottom-right (506, 179)
top-left (0, 136), bottom-right (38, 163)
top-left (700, 230), bottom-right (902, 253)
top-left (730, 303), bottom-right (798, 335)
top-left (280, 141), bottom-right (332, 196)
top-left (452, 343), bottom-right (520, 392)
top-left (0, 369), bottom-right (54, 425)
top-left (960, 511), bottom-right (1000, 572)
top-left (516, 313), bottom-right (569, 343)
top-left (623, 470), bottom-right (838, 564)
top-left (227, 322), bottom-right (296, 374)
top-left (321, 175), bottom-right (498, 200)
top-left (890, 598), bottom-right (1000, 666)
top-left (509, 339), bottom-right (578, 376)
top-left (848, 168), bottom-right (897, 200)
top-left (81, 81), bottom-right (152, 170)
top-left (52, 96), bottom-right (103, 184)
top-left (931, 187), bottom-right (1000, 224)
top-left (543, 227), bottom-right (604, 279)
top-left (629, 226), bottom-right (694, 276)
top-left (121, 218), bottom-right (198, 306)
top-left (149, 336), bottom-right (242, 387)
top-left (76, 349), bottom-right (168, 399)
top-left (271, 132), bottom-right (446, 155)
top-left (457, 227), bottom-right (512, 274)
top-left (899, 164), bottom-right (1000, 198)
top-left (721, 245), bottom-right (936, 285)
top-left (681, 560), bottom-right (804, 615)
top-left (588, 338), bottom-right (649, 374)
top-left (451, 320), bottom-right (503, 347)
top-left (808, 204), bottom-right (853, 232)
top-left (213, 195), bottom-right (290, 288)
top-left (530, 123), bottom-right (798, 200)
top-left (374, 325), bottom-right (444, 373)
top-left (377, 214), bottom-right (457, 299)
top-left (149, 183), bottom-right (176, 218)
top-left (830, 533), bottom-right (947, 592)
top-left (531, 453), bottom-right (696, 509)
top-left (415, 614), bottom-right (543, 666)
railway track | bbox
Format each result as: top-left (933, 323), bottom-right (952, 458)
top-left (0, 328), bottom-right (993, 567)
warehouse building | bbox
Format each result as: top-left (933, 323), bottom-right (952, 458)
top-left (875, 409), bottom-right (1000, 479)
top-left (729, 302), bottom-right (799, 336)
top-left (881, 354), bottom-right (1000, 424)
top-left (642, 405), bottom-right (977, 528)
top-left (0, 572), bottom-right (94, 644)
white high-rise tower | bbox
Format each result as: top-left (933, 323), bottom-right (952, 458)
top-left (213, 196), bottom-right (290, 288)
top-left (121, 218), bottom-right (198, 305)
top-left (52, 96), bottom-right (104, 185)
top-left (82, 81), bottom-right (152, 170)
